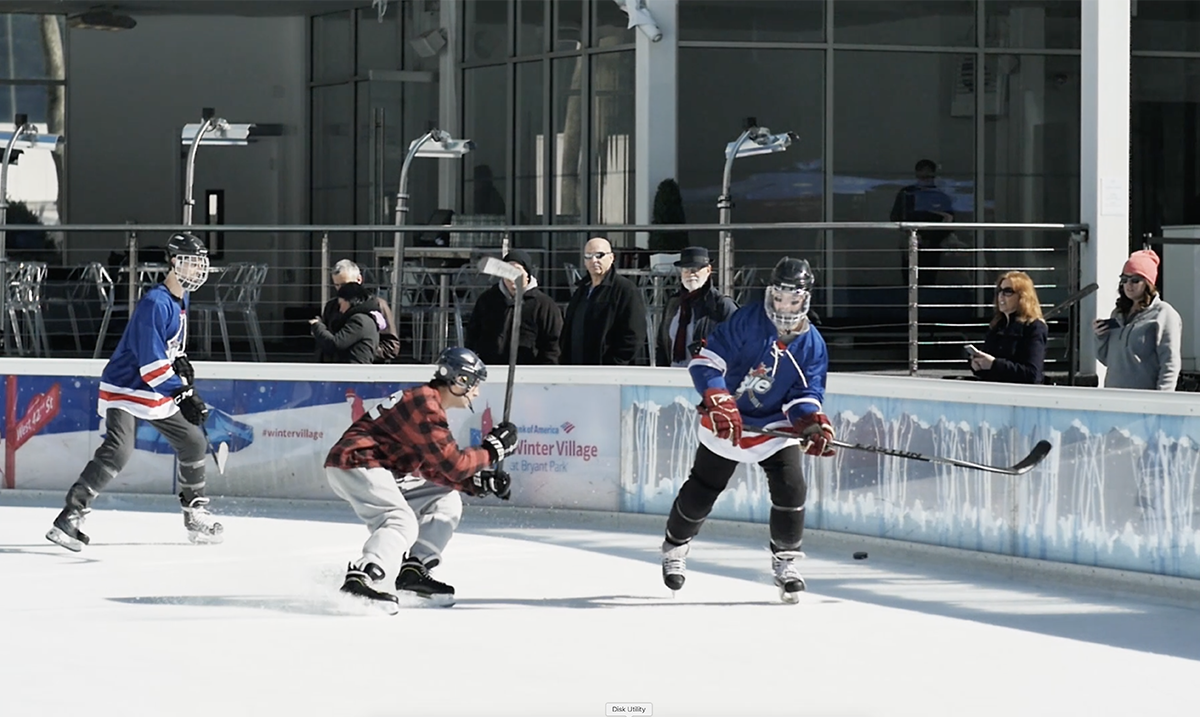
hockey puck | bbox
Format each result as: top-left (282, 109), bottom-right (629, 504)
top-left (853, 551), bottom-right (869, 560)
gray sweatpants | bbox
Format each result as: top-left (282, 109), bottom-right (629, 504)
top-left (66, 408), bottom-right (209, 510)
top-left (325, 467), bottom-right (463, 580)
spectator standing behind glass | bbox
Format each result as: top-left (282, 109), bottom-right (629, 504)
top-left (968, 271), bottom-right (1048, 384)
top-left (560, 236), bottom-right (648, 365)
top-left (465, 249), bottom-right (563, 365)
top-left (892, 159), bottom-right (955, 285)
top-left (310, 283), bottom-right (384, 364)
top-left (1095, 249), bottom-right (1182, 391)
top-left (656, 247), bottom-right (738, 367)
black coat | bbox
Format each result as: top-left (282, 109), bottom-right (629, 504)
top-left (311, 298), bottom-right (383, 364)
top-left (560, 269), bottom-right (647, 366)
top-left (317, 292), bottom-right (399, 363)
top-left (972, 314), bottom-right (1047, 384)
top-left (656, 281), bottom-right (738, 366)
top-left (465, 282), bottom-right (563, 365)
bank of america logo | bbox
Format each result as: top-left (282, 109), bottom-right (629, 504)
top-left (561, 421), bottom-right (575, 434)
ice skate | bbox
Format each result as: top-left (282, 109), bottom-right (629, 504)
top-left (340, 563), bottom-right (400, 614)
top-left (181, 496), bottom-right (224, 545)
top-left (772, 550), bottom-right (806, 604)
top-left (45, 506), bottom-right (91, 552)
top-left (661, 540), bottom-right (689, 592)
top-left (395, 559), bottom-right (455, 606)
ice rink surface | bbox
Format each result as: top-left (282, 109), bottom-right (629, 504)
top-left (1, 492), bottom-right (1198, 717)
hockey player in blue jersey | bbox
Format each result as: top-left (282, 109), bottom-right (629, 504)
top-left (46, 233), bottom-right (224, 551)
top-left (660, 257), bottom-right (835, 603)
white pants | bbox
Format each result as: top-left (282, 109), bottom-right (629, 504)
top-left (325, 467), bottom-right (463, 579)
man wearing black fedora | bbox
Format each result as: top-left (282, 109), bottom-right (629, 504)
top-left (656, 246), bottom-right (738, 367)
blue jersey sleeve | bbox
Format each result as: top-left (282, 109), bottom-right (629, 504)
top-left (687, 305), bottom-right (749, 394)
top-left (129, 294), bottom-right (184, 395)
top-left (782, 331), bottom-right (829, 423)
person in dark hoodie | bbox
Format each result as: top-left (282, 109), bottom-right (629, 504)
top-left (310, 283), bottom-right (384, 364)
top-left (465, 249), bottom-right (563, 365)
top-left (656, 246), bottom-right (738, 367)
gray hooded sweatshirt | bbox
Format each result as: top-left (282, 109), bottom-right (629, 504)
top-left (1097, 295), bottom-right (1182, 391)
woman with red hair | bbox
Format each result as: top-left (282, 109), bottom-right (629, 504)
top-left (969, 271), bottom-right (1048, 384)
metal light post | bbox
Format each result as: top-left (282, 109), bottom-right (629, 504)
top-left (390, 128), bottom-right (474, 314)
top-left (180, 108), bottom-right (259, 225)
top-left (718, 118), bottom-right (796, 293)
top-left (0, 115), bottom-right (63, 354)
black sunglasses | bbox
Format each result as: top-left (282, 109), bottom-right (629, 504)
top-left (1119, 274), bottom-right (1144, 285)
top-left (995, 287), bottom-right (1016, 297)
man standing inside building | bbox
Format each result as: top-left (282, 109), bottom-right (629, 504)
top-left (560, 237), bottom-right (647, 365)
top-left (656, 246), bottom-right (738, 367)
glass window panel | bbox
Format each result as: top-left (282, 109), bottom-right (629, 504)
top-left (1133, 0), bottom-right (1200, 53)
top-left (515, 61), bottom-right (546, 226)
top-left (552, 56), bottom-right (585, 222)
top-left (464, 66), bottom-right (510, 218)
top-left (679, 0), bottom-right (824, 43)
top-left (833, 1), bottom-right (975, 47)
top-left (464, 0), bottom-right (510, 63)
top-left (357, 3), bottom-right (402, 72)
top-left (0, 14), bottom-right (64, 81)
top-left (312, 11), bottom-right (353, 82)
top-left (833, 51), bottom-right (975, 290)
top-left (983, 54), bottom-right (1080, 224)
top-left (1131, 57), bottom-right (1200, 242)
top-left (591, 52), bottom-right (635, 231)
top-left (0, 84), bottom-right (62, 228)
top-left (554, 0), bottom-right (584, 52)
top-left (985, 0), bottom-right (1080, 50)
top-left (677, 47), bottom-right (824, 271)
top-left (312, 84), bottom-right (356, 229)
top-left (517, 0), bottom-right (546, 56)
top-left (593, 0), bottom-right (634, 48)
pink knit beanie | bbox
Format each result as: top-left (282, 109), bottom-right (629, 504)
top-left (1123, 249), bottom-right (1160, 285)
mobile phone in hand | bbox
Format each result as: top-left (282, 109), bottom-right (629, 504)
top-left (964, 344), bottom-right (981, 356)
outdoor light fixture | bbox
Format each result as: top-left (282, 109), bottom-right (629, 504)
top-left (0, 114), bottom-right (65, 353)
top-left (68, 8), bottom-right (137, 31)
top-left (612, 0), bottom-right (663, 42)
top-left (718, 118), bottom-right (797, 292)
top-left (390, 128), bottom-right (475, 311)
top-left (179, 108), bottom-right (281, 225)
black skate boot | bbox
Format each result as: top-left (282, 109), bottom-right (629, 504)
top-left (395, 558), bottom-right (455, 606)
top-left (181, 496), bottom-right (224, 545)
top-left (772, 549), bottom-right (807, 604)
top-left (45, 506), bottom-right (91, 552)
top-left (341, 562), bottom-right (400, 614)
top-left (661, 540), bottom-right (689, 592)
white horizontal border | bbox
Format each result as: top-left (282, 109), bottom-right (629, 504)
top-left (1, 358), bottom-right (1194, 417)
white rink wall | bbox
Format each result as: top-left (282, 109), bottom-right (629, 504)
top-left (3, 359), bottom-right (1199, 580)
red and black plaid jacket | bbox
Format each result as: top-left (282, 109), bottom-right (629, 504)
top-left (325, 384), bottom-right (492, 491)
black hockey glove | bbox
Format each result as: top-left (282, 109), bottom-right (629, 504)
top-left (471, 470), bottom-right (512, 500)
top-left (171, 386), bottom-right (210, 427)
top-left (482, 421), bottom-right (518, 463)
top-left (173, 355), bottom-right (195, 385)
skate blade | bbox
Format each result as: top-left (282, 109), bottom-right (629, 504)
top-left (187, 530), bottom-right (225, 545)
top-left (778, 583), bottom-right (807, 605)
top-left (400, 591), bottom-right (456, 608)
top-left (45, 527), bottom-right (83, 552)
top-left (340, 591), bottom-right (401, 616)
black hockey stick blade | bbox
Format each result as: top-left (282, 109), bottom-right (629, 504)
top-left (1042, 282), bottom-right (1098, 321)
top-left (743, 426), bottom-right (1053, 475)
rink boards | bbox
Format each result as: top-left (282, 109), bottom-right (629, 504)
top-left (2, 358), bottom-right (1199, 580)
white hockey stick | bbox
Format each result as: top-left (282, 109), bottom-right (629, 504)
top-left (477, 256), bottom-right (526, 470)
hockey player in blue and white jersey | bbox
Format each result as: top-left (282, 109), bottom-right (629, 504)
top-left (46, 233), bottom-right (224, 551)
top-left (660, 257), bottom-right (836, 603)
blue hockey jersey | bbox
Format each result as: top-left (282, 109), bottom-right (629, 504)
top-left (98, 284), bottom-right (189, 421)
top-left (688, 302), bottom-right (829, 461)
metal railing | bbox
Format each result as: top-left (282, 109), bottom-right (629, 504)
top-left (3, 219), bottom-right (1087, 377)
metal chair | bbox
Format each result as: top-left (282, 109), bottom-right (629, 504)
top-left (6, 261), bottom-right (50, 357)
top-left (189, 263), bottom-right (268, 362)
top-left (41, 262), bottom-right (115, 358)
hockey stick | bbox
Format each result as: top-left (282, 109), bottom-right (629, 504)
top-left (742, 426), bottom-right (1052, 476)
top-left (1042, 282), bottom-right (1099, 321)
top-left (201, 423), bottom-right (229, 475)
top-left (477, 257), bottom-right (525, 468)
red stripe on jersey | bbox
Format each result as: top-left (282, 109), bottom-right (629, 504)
top-left (141, 363), bottom-right (173, 384)
top-left (99, 389), bottom-right (172, 408)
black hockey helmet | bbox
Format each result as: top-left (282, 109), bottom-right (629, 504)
top-left (433, 347), bottom-right (488, 394)
top-left (165, 232), bottom-right (210, 292)
top-left (765, 257), bottom-right (814, 333)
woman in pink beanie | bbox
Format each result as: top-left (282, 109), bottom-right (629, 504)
top-left (1094, 249), bottom-right (1182, 391)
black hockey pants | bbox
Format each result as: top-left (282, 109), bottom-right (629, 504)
top-left (665, 443), bottom-right (807, 553)
top-left (66, 408), bottom-right (209, 510)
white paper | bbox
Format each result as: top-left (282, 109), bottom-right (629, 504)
top-left (1101, 177), bottom-right (1127, 216)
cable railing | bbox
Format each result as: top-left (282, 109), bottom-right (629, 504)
top-left (1, 219), bottom-right (1088, 379)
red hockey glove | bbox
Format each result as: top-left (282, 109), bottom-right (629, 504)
top-left (700, 388), bottom-right (742, 444)
top-left (794, 412), bottom-right (835, 457)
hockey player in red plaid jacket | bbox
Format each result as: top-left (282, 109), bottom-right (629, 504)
top-left (325, 347), bottom-right (518, 609)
